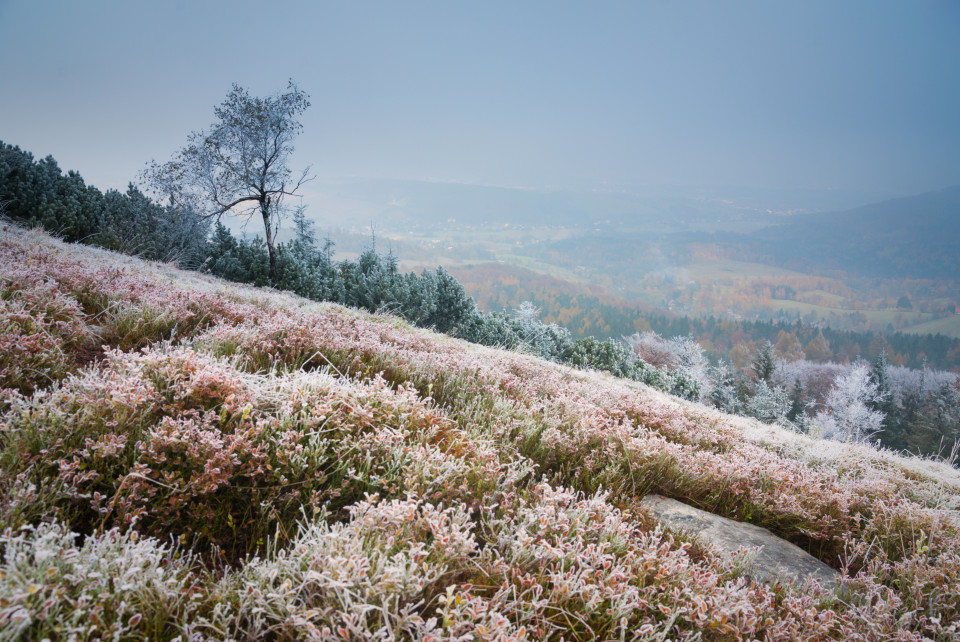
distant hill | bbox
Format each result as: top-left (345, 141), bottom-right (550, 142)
top-left (745, 186), bottom-right (960, 279)
top-left (312, 178), bottom-right (869, 234)
top-left (507, 186), bottom-right (960, 282)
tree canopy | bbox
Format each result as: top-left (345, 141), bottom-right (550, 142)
top-left (142, 81), bottom-right (312, 283)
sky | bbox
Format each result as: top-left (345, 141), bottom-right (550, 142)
top-left (1, 0), bottom-right (959, 209)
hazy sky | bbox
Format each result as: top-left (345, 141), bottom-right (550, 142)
top-left (2, 0), bottom-right (958, 202)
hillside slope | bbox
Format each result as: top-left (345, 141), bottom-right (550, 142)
top-left (748, 186), bottom-right (960, 279)
top-left (1, 225), bottom-right (959, 640)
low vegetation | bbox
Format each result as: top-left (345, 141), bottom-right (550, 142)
top-left (2, 225), bottom-right (960, 640)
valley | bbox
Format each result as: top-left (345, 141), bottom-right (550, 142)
top-left (310, 183), bottom-right (960, 350)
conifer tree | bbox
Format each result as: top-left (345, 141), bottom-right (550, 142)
top-left (787, 378), bottom-right (806, 422)
top-left (868, 350), bottom-right (900, 442)
top-left (709, 361), bottom-right (741, 414)
top-left (752, 340), bottom-right (776, 383)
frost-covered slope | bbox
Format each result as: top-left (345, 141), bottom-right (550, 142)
top-left (1, 225), bottom-right (959, 640)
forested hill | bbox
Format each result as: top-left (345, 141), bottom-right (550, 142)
top-left (743, 186), bottom-right (960, 279)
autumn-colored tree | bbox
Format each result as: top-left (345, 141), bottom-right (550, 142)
top-left (804, 332), bottom-right (834, 363)
top-left (729, 342), bottom-right (754, 374)
top-left (774, 330), bottom-right (805, 361)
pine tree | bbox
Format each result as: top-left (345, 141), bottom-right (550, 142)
top-left (868, 350), bottom-right (900, 443)
top-left (752, 340), bottom-right (776, 383)
top-left (709, 361), bottom-right (741, 414)
top-left (787, 378), bottom-right (806, 422)
top-left (746, 380), bottom-right (791, 425)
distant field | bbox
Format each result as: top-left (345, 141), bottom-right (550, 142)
top-left (765, 299), bottom-right (938, 330)
top-left (684, 259), bottom-right (816, 280)
top-left (803, 290), bottom-right (847, 305)
top-left (905, 315), bottom-right (960, 339)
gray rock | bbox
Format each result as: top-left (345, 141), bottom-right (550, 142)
top-left (639, 495), bottom-right (841, 588)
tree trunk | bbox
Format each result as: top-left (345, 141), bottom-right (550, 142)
top-left (261, 201), bottom-right (278, 285)
top-left (266, 239), bottom-right (278, 285)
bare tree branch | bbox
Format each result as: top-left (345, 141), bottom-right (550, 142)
top-left (139, 80), bottom-right (313, 284)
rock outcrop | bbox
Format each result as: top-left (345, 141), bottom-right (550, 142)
top-left (640, 495), bottom-right (841, 588)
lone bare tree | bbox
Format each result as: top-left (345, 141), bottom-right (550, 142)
top-left (142, 80), bottom-right (312, 284)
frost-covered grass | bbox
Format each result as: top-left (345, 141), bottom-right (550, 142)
top-left (2, 225), bottom-right (960, 640)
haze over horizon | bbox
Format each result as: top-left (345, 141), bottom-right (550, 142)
top-left (2, 0), bottom-right (959, 217)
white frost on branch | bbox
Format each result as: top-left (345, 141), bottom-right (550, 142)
top-left (814, 363), bottom-right (886, 444)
